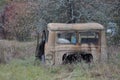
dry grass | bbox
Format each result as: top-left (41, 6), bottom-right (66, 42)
top-left (0, 40), bottom-right (36, 63)
top-left (0, 60), bottom-right (120, 80)
top-left (0, 40), bottom-right (120, 80)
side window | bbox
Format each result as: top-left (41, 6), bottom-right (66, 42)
top-left (79, 31), bottom-right (99, 44)
top-left (57, 32), bottom-right (76, 44)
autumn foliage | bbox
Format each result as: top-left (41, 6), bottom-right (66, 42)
top-left (1, 1), bottom-right (37, 41)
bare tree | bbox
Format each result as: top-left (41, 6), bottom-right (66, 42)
top-left (1, 0), bottom-right (119, 42)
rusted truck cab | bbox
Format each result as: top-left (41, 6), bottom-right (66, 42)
top-left (45, 23), bottom-right (107, 65)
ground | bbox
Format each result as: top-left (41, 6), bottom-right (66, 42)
top-left (0, 40), bottom-right (120, 80)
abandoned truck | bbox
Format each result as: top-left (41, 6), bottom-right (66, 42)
top-left (36, 23), bottom-right (107, 65)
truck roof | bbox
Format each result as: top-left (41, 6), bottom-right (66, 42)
top-left (48, 23), bottom-right (104, 31)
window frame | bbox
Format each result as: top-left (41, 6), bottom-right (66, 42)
top-left (55, 30), bottom-right (101, 45)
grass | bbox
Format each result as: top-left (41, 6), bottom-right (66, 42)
top-left (0, 40), bottom-right (120, 80)
top-left (0, 57), bottom-right (54, 80)
top-left (0, 56), bottom-right (120, 80)
top-left (0, 40), bottom-right (36, 63)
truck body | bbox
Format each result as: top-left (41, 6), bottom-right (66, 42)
top-left (38, 23), bottom-right (107, 65)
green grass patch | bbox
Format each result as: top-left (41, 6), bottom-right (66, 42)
top-left (0, 57), bottom-right (54, 80)
top-left (0, 56), bottom-right (120, 80)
